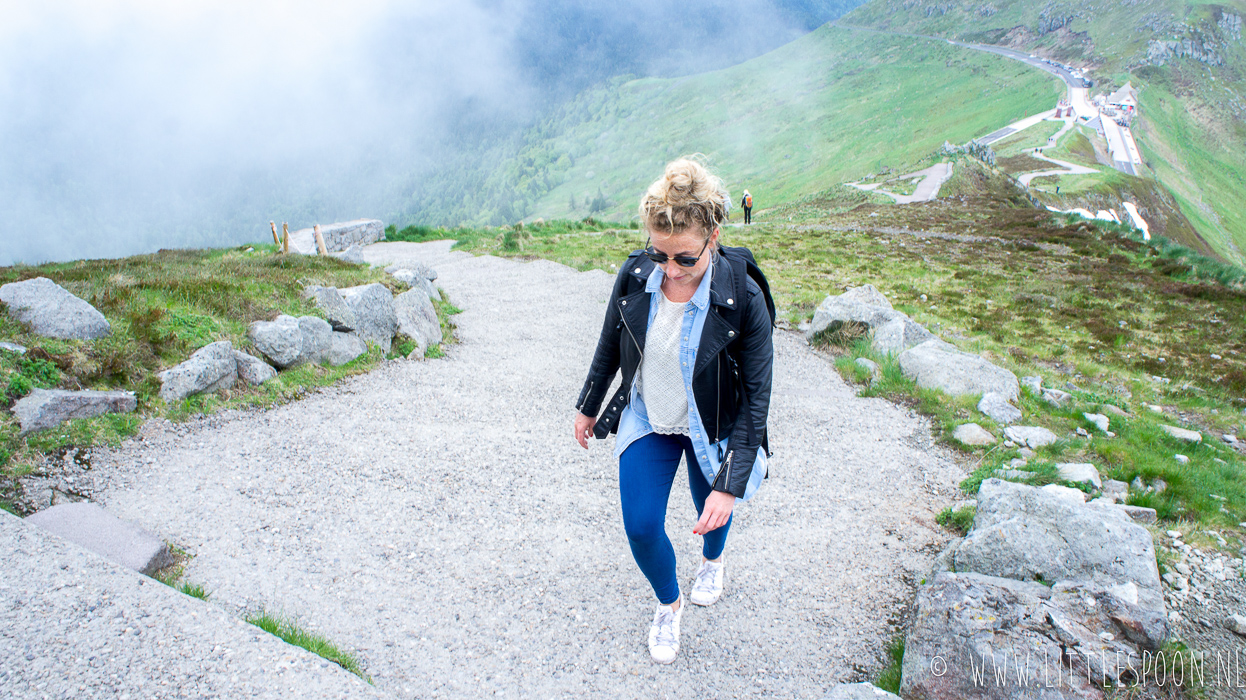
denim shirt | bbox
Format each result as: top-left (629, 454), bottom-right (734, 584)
top-left (612, 260), bottom-right (768, 502)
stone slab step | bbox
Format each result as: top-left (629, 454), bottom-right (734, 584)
top-left (25, 501), bottom-right (172, 575)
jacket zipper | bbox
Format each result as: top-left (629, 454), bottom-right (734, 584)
top-left (619, 299), bottom-right (644, 404)
top-left (715, 451), bottom-right (733, 491)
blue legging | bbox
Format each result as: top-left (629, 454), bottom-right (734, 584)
top-left (619, 432), bottom-right (733, 605)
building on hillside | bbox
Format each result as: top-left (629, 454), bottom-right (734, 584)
top-left (1107, 81), bottom-right (1138, 110)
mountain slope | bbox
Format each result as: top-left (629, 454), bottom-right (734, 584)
top-left (403, 23), bottom-right (1062, 226)
top-left (843, 0), bottom-right (1246, 264)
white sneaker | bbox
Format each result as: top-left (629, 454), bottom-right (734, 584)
top-left (648, 595), bottom-right (683, 664)
top-left (689, 560), bottom-right (724, 606)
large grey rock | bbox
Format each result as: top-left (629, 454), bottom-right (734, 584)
top-left (393, 288), bottom-right (441, 355)
top-left (1003, 425), bottom-right (1058, 448)
top-left (332, 245), bottom-right (365, 265)
top-left (25, 502), bottom-right (172, 575)
top-left (978, 392), bottom-right (1021, 424)
top-left (869, 314), bottom-right (935, 355)
top-left (823, 682), bottom-right (901, 699)
top-left (12, 389), bottom-right (137, 435)
top-left (233, 350), bottom-right (276, 385)
top-left (158, 340), bottom-right (237, 402)
top-left (898, 339), bottom-right (1019, 401)
top-left (1160, 424), bottom-right (1202, 443)
top-left (326, 331), bottom-right (367, 366)
top-left (902, 571), bottom-right (1143, 699)
top-left (805, 285), bottom-right (932, 355)
top-left (392, 268), bottom-right (441, 302)
top-left (341, 283), bottom-right (397, 354)
top-left (248, 315), bottom-right (334, 368)
top-left (953, 423), bottom-right (995, 446)
top-left (248, 315), bottom-right (303, 368)
top-left (948, 479), bottom-right (1163, 606)
top-left (0, 277), bottom-right (110, 340)
top-left (297, 316), bottom-right (333, 365)
top-left (303, 286), bottom-right (357, 332)
top-left (288, 219), bottom-right (384, 254)
top-left (385, 260), bottom-right (438, 281)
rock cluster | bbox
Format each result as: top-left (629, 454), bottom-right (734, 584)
top-left (805, 285), bottom-right (933, 355)
top-left (903, 479), bottom-right (1168, 699)
top-left (303, 277), bottom-right (442, 359)
top-left (0, 277), bottom-right (111, 340)
top-left (157, 340), bottom-right (277, 402)
top-left (247, 315), bottom-right (366, 369)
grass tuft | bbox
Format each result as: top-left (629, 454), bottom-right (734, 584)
top-left (874, 634), bottom-right (906, 693)
top-left (245, 610), bottom-right (371, 683)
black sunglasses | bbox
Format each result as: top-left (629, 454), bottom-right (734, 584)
top-left (644, 237), bottom-right (710, 268)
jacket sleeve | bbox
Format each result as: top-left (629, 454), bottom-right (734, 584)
top-left (575, 262), bottom-right (632, 417)
top-left (715, 281), bottom-right (774, 498)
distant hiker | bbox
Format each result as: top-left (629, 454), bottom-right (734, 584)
top-left (740, 189), bottom-right (753, 224)
top-left (573, 158), bottom-right (775, 665)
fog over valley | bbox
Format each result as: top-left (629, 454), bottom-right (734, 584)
top-left (0, 0), bottom-right (862, 266)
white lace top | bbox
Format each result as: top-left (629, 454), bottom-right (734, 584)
top-left (640, 291), bottom-right (690, 435)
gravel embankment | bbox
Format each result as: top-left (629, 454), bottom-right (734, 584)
top-left (74, 241), bottom-right (964, 697)
top-left (0, 511), bottom-right (385, 698)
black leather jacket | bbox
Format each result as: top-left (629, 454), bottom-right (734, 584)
top-left (575, 251), bottom-right (774, 498)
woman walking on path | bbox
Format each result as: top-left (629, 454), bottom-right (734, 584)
top-left (740, 189), bottom-right (753, 224)
top-left (573, 158), bottom-right (774, 664)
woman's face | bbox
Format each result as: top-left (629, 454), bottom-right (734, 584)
top-left (650, 226), bottom-right (718, 291)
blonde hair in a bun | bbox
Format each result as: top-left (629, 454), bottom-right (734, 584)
top-left (639, 156), bottom-right (730, 239)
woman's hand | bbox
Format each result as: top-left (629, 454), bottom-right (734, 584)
top-left (574, 413), bottom-right (596, 449)
top-left (693, 490), bottom-right (736, 535)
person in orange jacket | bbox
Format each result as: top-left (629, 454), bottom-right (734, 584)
top-left (740, 190), bottom-right (753, 224)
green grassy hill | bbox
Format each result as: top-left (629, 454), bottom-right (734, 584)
top-left (411, 23), bottom-right (1062, 226)
top-left (842, 0), bottom-right (1246, 265)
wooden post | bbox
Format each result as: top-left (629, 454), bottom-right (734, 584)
top-left (281, 222), bottom-right (289, 254)
top-left (314, 224), bottom-right (328, 256)
top-left (269, 221), bottom-right (280, 245)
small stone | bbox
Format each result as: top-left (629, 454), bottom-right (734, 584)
top-left (1099, 404), bottom-right (1129, 418)
top-left (1175, 454), bottom-right (1190, 464)
top-left (952, 423), bottom-right (995, 446)
top-left (1083, 413), bottom-right (1110, 433)
top-left (1224, 434), bottom-right (1239, 444)
top-left (0, 341), bottom-right (27, 354)
top-left (1076, 427), bottom-right (1090, 437)
top-left (1132, 476), bottom-right (1146, 492)
top-left (1105, 431), bottom-right (1116, 438)
top-left (978, 392), bottom-right (1022, 424)
top-left (1154, 478), bottom-right (1168, 494)
top-left (1161, 424), bottom-right (1202, 443)
top-left (1020, 376), bottom-right (1043, 394)
top-left (1056, 463), bottom-right (1102, 488)
top-left (1167, 530), bottom-right (1183, 539)
top-left (1175, 563), bottom-right (1192, 576)
top-left (1225, 615), bottom-right (1246, 637)
top-left (1119, 505), bottom-right (1157, 524)
top-left (1041, 388), bottom-right (1072, 406)
top-left (1148, 404), bottom-right (1164, 414)
top-left (1003, 425), bottom-right (1058, 448)
top-left (855, 357), bottom-right (881, 382)
top-left (1017, 447), bottom-right (1035, 459)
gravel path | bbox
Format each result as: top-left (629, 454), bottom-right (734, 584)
top-left (85, 241), bottom-right (965, 698)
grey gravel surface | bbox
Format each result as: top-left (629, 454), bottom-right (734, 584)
top-left (81, 240), bottom-right (965, 698)
top-left (0, 511), bottom-right (385, 699)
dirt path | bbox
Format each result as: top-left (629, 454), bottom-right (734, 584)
top-left (89, 241), bottom-right (964, 698)
top-left (848, 163), bottom-right (953, 204)
top-left (1017, 152), bottom-right (1099, 186)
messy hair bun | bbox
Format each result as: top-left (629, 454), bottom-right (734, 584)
top-left (639, 157), bottom-right (730, 238)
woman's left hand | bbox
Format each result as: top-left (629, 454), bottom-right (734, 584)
top-left (694, 490), bottom-right (736, 535)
